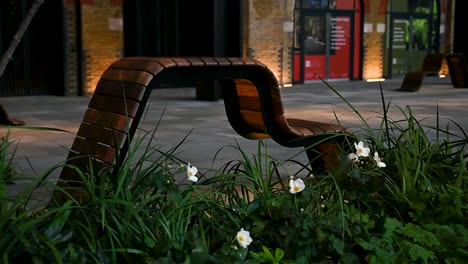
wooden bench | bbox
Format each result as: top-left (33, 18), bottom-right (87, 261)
top-left (52, 57), bottom-right (351, 202)
top-left (445, 53), bottom-right (468, 88)
top-left (397, 53), bottom-right (445, 92)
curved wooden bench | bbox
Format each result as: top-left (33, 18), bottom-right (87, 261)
top-left (54, 57), bottom-right (351, 200)
top-left (397, 53), bottom-right (445, 92)
top-left (445, 53), bottom-right (468, 88)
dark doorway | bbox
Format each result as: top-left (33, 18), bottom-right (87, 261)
top-left (0, 0), bottom-right (64, 96)
top-left (454, 0), bottom-right (468, 58)
top-left (123, 0), bottom-right (242, 57)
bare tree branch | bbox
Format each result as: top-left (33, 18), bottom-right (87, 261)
top-left (0, 0), bottom-right (44, 78)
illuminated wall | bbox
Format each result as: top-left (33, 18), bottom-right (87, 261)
top-left (246, 0), bottom-right (295, 85)
top-left (362, 0), bottom-right (387, 80)
top-left (64, 0), bottom-right (123, 95)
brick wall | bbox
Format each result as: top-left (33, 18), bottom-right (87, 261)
top-left (362, 0), bottom-right (386, 79)
top-left (80, 0), bottom-right (123, 94)
top-left (246, 0), bottom-right (294, 85)
top-left (63, 3), bottom-right (79, 96)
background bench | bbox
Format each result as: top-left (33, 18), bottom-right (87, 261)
top-left (445, 53), bottom-right (468, 88)
top-left (53, 57), bottom-right (351, 202)
top-left (398, 53), bottom-right (445, 92)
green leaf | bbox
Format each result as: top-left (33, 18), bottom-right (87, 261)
top-left (408, 243), bottom-right (437, 263)
top-left (396, 223), bottom-right (440, 247)
top-left (274, 248), bottom-right (284, 261)
top-left (383, 217), bottom-right (402, 241)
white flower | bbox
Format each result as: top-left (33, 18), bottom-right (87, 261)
top-left (347, 153), bottom-right (359, 162)
top-left (289, 178), bottom-right (305, 194)
top-left (354, 141), bottom-right (370, 157)
top-left (236, 228), bottom-right (253, 248)
top-left (373, 152), bottom-right (386, 168)
top-left (187, 162), bottom-right (198, 182)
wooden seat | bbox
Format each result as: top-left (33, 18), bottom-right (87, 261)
top-left (445, 53), bottom-right (468, 88)
top-left (51, 57), bottom-right (352, 203)
top-left (397, 71), bottom-right (425, 92)
top-left (397, 53), bottom-right (444, 92)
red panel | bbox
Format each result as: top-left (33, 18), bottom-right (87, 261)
top-left (329, 16), bottom-right (350, 79)
top-left (354, 12), bottom-right (361, 79)
top-left (293, 54), bottom-right (301, 82)
top-left (336, 0), bottom-right (354, 10)
top-left (304, 55), bottom-right (326, 81)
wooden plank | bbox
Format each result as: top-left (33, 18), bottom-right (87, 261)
top-left (101, 68), bottom-right (154, 86)
top-left (240, 57), bottom-right (261, 66)
top-left (227, 57), bottom-right (244, 66)
top-left (76, 122), bottom-right (127, 148)
top-left (70, 137), bottom-right (116, 164)
top-left (238, 96), bottom-right (261, 112)
top-left (65, 153), bottom-right (111, 174)
top-left (213, 57), bottom-right (232, 66)
top-left (88, 94), bottom-right (140, 118)
top-left (94, 80), bottom-right (146, 101)
top-left (172, 57), bottom-right (191, 67)
top-left (239, 110), bottom-right (265, 131)
top-left (235, 80), bottom-right (259, 97)
top-left (200, 57), bottom-right (219, 66)
top-left (110, 60), bottom-right (165, 76)
top-left (82, 108), bottom-right (133, 132)
top-left (186, 57), bottom-right (205, 66)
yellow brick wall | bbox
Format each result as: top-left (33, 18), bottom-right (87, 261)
top-left (247, 0), bottom-right (295, 85)
top-left (81, 1), bottom-right (123, 94)
top-left (362, 0), bottom-right (385, 80)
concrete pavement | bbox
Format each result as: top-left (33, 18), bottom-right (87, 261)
top-left (2, 76), bottom-right (467, 199)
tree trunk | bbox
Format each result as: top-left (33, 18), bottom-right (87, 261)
top-left (0, 0), bottom-right (44, 78)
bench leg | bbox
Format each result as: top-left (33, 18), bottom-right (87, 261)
top-left (305, 140), bottom-right (350, 174)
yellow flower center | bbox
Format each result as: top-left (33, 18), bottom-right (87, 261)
top-left (294, 186), bottom-right (300, 192)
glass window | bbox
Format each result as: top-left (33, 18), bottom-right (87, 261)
top-left (414, 0), bottom-right (432, 13)
top-left (302, 0), bottom-right (329, 9)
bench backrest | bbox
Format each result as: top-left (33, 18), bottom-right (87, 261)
top-left (59, 57), bottom-right (295, 184)
top-left (445, 53), bottom-right (468, 88)
top-left (420, 53), bottom-right (444, 75)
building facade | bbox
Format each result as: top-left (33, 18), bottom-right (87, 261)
top-left (0, 0), bottom-right (459, 96)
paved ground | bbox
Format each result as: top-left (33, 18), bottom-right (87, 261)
top-left (2, 76), bottom-right (467, 200)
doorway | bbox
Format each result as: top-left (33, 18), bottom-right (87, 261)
top-left (294, 11), bottom-right (354, 83)
top-left (389, 15), bottom-right (432, 77)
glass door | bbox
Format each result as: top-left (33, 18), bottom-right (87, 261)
top-left (300, 12), bottom-right (352, 82)
top-left (390, 15), bottom-right (431, 77)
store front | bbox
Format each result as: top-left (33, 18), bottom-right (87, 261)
top-left (385, 0), bottom-right (439, 78)
top-left (293, 0), bottom-right (361, 83)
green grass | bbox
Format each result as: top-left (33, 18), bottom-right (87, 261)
top-left (0, 84), bottom-right (467, 263)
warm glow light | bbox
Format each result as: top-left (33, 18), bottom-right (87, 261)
top-left (366, 78), bottom-right (386, 82)
top-left (438, 74), bottom-right (446, 78)
top-left (282, 83), bottom-right (293, 88)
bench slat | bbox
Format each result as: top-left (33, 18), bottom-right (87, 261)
top-left (200, 57), bottom-right (219, 66)
top-left (88, 94), bottom-right (139, 118)
top-left (286, 118), bottom-right (346, 135)
top-left (240, 110), bottom-right (265, 131)
top-left (186, 57), bottom-right (205, 66)
top-left (94, 80), bottom-right (146, 101)
top-left (238, 96), bottom-right (261, 112)
top-left (76, 122), bottom-right (127, 149)
top-left (172, 57), bottom-right (191, 67)
top-left (101, 68), bottom-right (154, 86)
top-left (213, 57), bottom-right (231, 66)
top-left (109, 60), bottom-right (165, 75)
top-left (82, 108), bottom-right (133, 132)
top-left (70, 137), bottom-right (116, 164)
